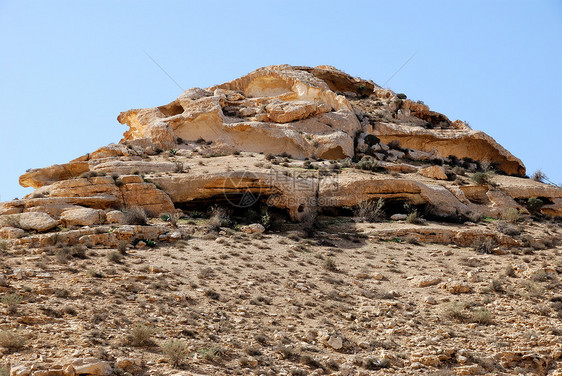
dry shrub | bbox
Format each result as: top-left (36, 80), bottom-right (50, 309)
top-left (323, 257), bottom-right (337, 272)
top-left (472, 238), bottom-right (496, 254)
top-left (471, 308), bottom-right (493, 325)
top-left (162, 339), bottom-right (188, 367)
top-left (0, 240), bottom-right (10, 251)
top-left (1, 293), bottom-right (23, 314)
top-left (442, 301), bottom-right (468, 322)
top-left (496, 221), bottom-right (521, 236)
top-left (0, 330), bottom-right (25, 351)
top-left (124, 207), bottom-right (147, 225)
top-left (502, 207), bottom-right (520, 223)
top-left (128, 323), bottom-right (155, 347)
top-left (471, 171), bottom-right (494, 185)
top-left (207, 207), bottom-right (230, 231)
top-left (355, 198), bottom-right (385, 222)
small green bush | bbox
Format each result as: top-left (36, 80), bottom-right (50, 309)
top-left (526, 197), bottom-right (543, 214)
top-left (471, 171), bottom-right (494, 185)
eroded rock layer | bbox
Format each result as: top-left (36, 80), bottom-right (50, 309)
top-left (2, 65), bottom-right (561, 241)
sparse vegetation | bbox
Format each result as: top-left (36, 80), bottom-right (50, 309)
top-left (355, 198), bottom-right (385, 222)
top-left (0, 240), bottom-right (9, 251)
top-left (128, 323), bottom-right (156, 347)
top-left (442, 301), bottom-right (467, 322)
top-left (123, 207), bottom-right (148, 225)
top-left (501, 207), bottom-right (520, 223)
top-left (526, 197), bottom-right (544, 214)
top-left (531, 169), bottom-right (547, 183)
top-left (472, 238), bottom-right (496, 254)
top-left (2, 293), bottom-right (23, 314)
top-left (107, 251), bottom-right (124, 263)
top-left (323, 257), bottom-right (337, 271)
top-left (162, 339), bottom-right (188, 367)
top-left (471, 171), bottom-right (494, 185)
top-left (0, 330), bottom-right (25, 351)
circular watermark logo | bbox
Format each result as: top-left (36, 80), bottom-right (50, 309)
top-left (222, 171), bottom-right (263, 208)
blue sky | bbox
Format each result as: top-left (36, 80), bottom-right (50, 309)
top-left (1, 0), bottom-right (561, 201)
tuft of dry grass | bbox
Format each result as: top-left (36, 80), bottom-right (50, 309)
top-left (355, 198), bottom-right (385, 222)
top-left (0, 330), bottom-right (25, 351)
top-left (128, 323), bottom-right (156, 347)
top-left (123, 207), bottom-right (148, 225)
top-left (162, 339), bottom-right (188, 367)
top-left (1, 293), bottom-right (23, 314)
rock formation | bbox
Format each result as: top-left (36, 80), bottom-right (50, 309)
top-left (1, 65), bottom-right (561, 246)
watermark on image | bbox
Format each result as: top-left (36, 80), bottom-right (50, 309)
top-left (222, 170), bottom-right (340, 208)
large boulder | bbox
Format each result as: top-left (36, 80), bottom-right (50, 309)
top-left (0, 212), bottom-right (58, 232)
top-left (60, 208), bottom-right (106, 227)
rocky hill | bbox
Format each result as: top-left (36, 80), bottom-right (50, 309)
top-left (0, 65), bottom-right (561, 375)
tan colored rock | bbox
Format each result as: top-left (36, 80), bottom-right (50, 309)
top-left (118, 65), bottom-right (361, 160)
top-left (418, 165), bottom-right (448, 180)
top-left (119, 182), bottom-right (175, 217)
top-left (19, 161), bottom-right (89, 188)
top-left (416, 276), bottom-right (442, 287)
top-left (71, 359), bottom-right (112, 376)
top-left (240, 223), bottom-right (265, 234)
top-left (0, 227), bottom-right (25, 239)
top-left (326, 335), bottom-right (344, 350)
top-left (90, 160), bottom-right (176, 175)
top-left (60, 208), bottom-right (106, 227)
top-left (373, 122), bottom-right (525, 176)
top-left (106, 210), bottom-right (125, 224)
top-left (1, 212), bottom-right (58, 232)
top-left (114, 357), bottom-right (142, 374)
top-left (10, 365), bottom-right (34, 376)
top-left (443, 280), bottom-right (470, 294)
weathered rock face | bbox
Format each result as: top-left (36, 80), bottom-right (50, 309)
top-left (118, 65), bottom-right (362, 160)
top-left (373, 122), bottom-right (525, 176)
top-left (1, 64), bottom-right (561, 240)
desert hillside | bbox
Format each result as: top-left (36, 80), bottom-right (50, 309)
top-left (1, 65), bottom-right (561, 375)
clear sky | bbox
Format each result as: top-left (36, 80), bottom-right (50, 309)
top-left (1, 0), bottom-right (561, 201)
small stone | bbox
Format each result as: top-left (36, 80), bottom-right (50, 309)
top-left (10, 364), bottom-right (34, 376)
top-left (0, 227), bottom-right (25, 239)
top-left (327, 335), bottom-right (343, 350)
top-left (248, 223), bottom-right (265, 234)
top-left (424, 296), bottom-right (437, 305)
top-left (373, 272), bottom-right (384, 280)
top-left (391, 214), bottom-right (407, 221)
top-left (417, 276), bottom-right (442, 287)
top-left (445, 281), bottom-right (470, 294)
top-left (71, 359), bottom-right (112, 376)
top-left (418, 165), bottom-right (448, 180)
